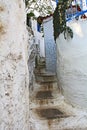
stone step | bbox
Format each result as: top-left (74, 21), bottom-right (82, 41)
top-left (30, 91), bottom-right (62, 107)
top-left (35, 75), bottom-right (57, 83)
top-left (36, 90), bottom-right (53, 100)
top-left (35, 108), bottom-right (69, 120)
top-left (30, 107), bottom-right (87, 130)
top-left (30, 107), bottom-right (75, 130)
top-left (34, 68), bottom-right (56, 76)
top-left (30, 117), bottom-right (87, 130)
top-left (38, 82), bottom-right (58, 91)
top-left (36, 73), bottom-right (56, 77)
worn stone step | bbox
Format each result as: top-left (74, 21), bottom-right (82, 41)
top-left (36, 73), bottom-right (56, 77)
top-left (30, 107), bottom-right (76, 130)
top-left (35, 108), bottom-right (69, 120)
top-left (35, 72), bottom-right (56, 78)
top-left (30, 91), bottom-right (62, 107)
top-left (36, 90), bottom-right (53, 100)
top-left (38, 82), bottom-right (58, 91)
top-left (34, 68), bottom-right (56, 76)
top-left (30, 108), bottom-right (87, 130)
top-left (35, 75), bottom-right (57, 83)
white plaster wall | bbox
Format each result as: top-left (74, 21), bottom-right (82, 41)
top-left (31, 19), bottom-right (45, 57)
top-left (37, 32), bottom-right (45, 58)
top-left (56, 19), bottom-right (87, 110)
top-left (82, 0), bottom-right (87, 10)
top-left (27, 26), bottom-right (36, 92)
top-left (0, 0), bottom-right (29, 129)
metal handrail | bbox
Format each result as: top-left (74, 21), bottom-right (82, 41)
top-left (66, 9), bottom-right (87, 22)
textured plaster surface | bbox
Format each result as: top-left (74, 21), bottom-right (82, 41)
top-left (0, 1), bottom-right (29, 129)
top-left (56, 19), bottom-right (87, 109)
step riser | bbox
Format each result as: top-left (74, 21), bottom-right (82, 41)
top-left (38, 83), bottom-right (58, 91)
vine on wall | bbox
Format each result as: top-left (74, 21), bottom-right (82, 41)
top-left (53, 0), bottom-right (73, 41)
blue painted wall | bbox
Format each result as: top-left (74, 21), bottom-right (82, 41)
top-left (43, 18), bottom-right (57, 73)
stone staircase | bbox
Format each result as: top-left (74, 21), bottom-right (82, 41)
top-left (29, 67), bottom-right (87, 130)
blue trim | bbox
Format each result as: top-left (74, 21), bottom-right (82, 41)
top-left (80, 0), bottom-right (83, 10)
top-left (66, 9), bottom-right (87, 22)
top-left (37, 23), bottom-right (41, 32)
top-left (55, 0), bottom-right (58, 5)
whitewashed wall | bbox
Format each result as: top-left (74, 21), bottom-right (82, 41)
top-left (0, 0), bottom-right (29, 129)
top-left (82, 0), bottom-right (87, 10)
top-left (31, 19), bottom-right (45, 57)
top-left (56, 19), bottom-right (87, 109)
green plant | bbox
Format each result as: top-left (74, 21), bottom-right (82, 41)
top-left (27, 12), bottom-right (35, 17)
top-left (53, 0), bottom-right (73, 41)
top-left (64, 26), bottom-right (73, 39)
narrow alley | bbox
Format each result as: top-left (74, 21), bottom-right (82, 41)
top-left (29, 63), bottom-right (87, 130)
top-left (29, 15), bottom-right (87, 130)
